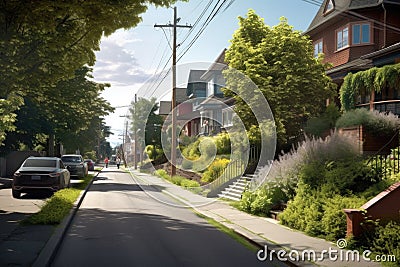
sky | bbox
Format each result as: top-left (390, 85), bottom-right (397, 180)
top-left (92, 0), bottom-right (322, 147)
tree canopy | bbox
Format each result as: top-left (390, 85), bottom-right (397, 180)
top-left (0, 0), bottom-right (180, 146)
top-left (224, 10), bottom-right (335, 152)
top-left (129, 97), bottom-right (163, 152)
top-left (1, 67), bottom-right (114, 155)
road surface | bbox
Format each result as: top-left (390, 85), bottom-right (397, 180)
top-left (52, 168), bottom-right (279, 266)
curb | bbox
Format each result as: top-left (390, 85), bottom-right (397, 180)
top-left (32, 169), bottom-right (102, 267)
top-left (128, 169), bottom-right (302, 267)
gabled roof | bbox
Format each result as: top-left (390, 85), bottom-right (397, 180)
top-left (305, 0), bottom-right (386, 34)
top-left (201, 49), bottom-right (228, 81)
top-left (187, 70), bottom-right (207, 83)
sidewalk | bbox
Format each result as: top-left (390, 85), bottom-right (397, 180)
top-left (129, 169), bottom-right (382, 267)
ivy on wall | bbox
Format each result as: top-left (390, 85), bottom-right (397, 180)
top-left (340, 63), bottom-right (400, 111)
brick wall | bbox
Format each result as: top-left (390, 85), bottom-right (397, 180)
top-left (309, 5), bottom-right (400, 68)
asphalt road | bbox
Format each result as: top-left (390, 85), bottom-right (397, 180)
top-left (51, 168), bottom-right (277, 267)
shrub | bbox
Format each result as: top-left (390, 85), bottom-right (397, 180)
top-left (154, 169), bottom-right (169, 179)
top-left (180, 179), bottom-right (200, 188)
top-left (239, 183), bottom-right (288, 216)
top-left (305, 104), bottom-right (341, 137)
top-left (181, 158), bottom-right (193, 170)
top-left (201, 158), bottom-right (230, 183)
top-left (372, 221), bottom-right (400, 264)
top-left (171, 175), bottom-right (184, 186)
top-left (336, 108), bottom-right (400, 137)
top-left (299, 160), bottom-right (379, 194)
top-left (215, 133), bottom-right (231, 155)
top-left (145, 145), bottom-right (164, 160)
top-left (279, 183), bottom-right (366, 241)
top-left (199, 137), bottom-right (216, 159)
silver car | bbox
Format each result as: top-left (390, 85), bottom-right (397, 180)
top-left (12, 157), bottom-right (71, 198)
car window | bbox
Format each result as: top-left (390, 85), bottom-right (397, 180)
top-left (61, 156), bottom-right (82, 163)
top-left (59, 160), bottom-right (65, 169)
top-left (23, 159), bottom-right (57, 168)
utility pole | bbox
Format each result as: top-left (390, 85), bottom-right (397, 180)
top-left (134, 94), bottom-right (138, 170)
top-left (155, 7), bottom-right (191, 176)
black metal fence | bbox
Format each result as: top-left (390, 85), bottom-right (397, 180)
top-left (367, 147), bottom-right (400, 179)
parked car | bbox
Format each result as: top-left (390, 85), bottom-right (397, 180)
top-left (12, 157), bottom-right (70, 199)
top-left (61, 154), bottom-right (88, 178)
top-left (84, 159), bottom-right (95, 171)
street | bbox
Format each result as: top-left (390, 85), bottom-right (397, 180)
top-left (51, 168), bottom-right (276, 267)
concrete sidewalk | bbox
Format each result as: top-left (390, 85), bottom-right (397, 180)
top-left (129, 169), bottom-right (382, 267)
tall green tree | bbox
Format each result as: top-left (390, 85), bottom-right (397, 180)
top-left (2, 67), bottom-right (114, 155)
top-left (0, 0), bottom-right (181, 145)
top-left (224, 10), bottom-right (335, 152)
top-left (129, 97), bottom-right (163, 154)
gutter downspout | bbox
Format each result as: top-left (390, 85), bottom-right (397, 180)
top-left (382, 2), bottom-right (387, 48)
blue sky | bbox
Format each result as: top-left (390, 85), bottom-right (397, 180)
top-left (92, 0), bottom-right (321, 146)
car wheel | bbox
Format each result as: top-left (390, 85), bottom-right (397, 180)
top-left (12, 189), bottom-right (21, 199)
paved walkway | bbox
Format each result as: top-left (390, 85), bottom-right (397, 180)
top-left (129, 169), bottom-right (382, 267)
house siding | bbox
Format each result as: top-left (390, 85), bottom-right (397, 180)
top-left (308, 4), bottom-right (400, 68)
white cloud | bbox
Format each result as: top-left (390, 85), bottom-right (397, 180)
top-left (93, 30), bottom-right (152, 86)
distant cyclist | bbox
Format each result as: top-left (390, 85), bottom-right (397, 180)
top-left (104, 157), bottom-right (109, 168)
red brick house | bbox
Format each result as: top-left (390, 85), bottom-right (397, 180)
top-left (305, 0), bottom-right (400, 111)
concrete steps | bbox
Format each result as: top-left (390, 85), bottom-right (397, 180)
top-left (218, 174), bottom-right (254, 201)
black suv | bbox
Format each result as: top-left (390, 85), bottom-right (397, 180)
top-left (61, 154), bottom-right (88, 178)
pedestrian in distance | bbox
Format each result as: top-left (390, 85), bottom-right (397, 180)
top-left (104, 157), bottom-right (109, 168)
top-left (116, 157), bottom-right (121, 169)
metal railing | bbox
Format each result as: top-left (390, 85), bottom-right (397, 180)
top-left (205, 145), bottom-right (260, 196)
top-left (367, 148), bottom-right (400, 179)
top-left (355, 100), bottom-right (400, 115)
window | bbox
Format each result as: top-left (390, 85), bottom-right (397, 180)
top-left (222, 109), bottom-right (233, 127)
top-left (352, 23), bottom-right (371, 44)
top-left (337, 27), bottom-right (349, 50)
top-left (24, 159), bottom-right (57, 168)
top-left (314, 40), bottom-right (323, 57)
top-left (324, 0), bottom-right (334, 14)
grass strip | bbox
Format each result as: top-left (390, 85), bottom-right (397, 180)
top-left (23, 175), bottom-right (93, 225)
top-left (194, 211), bottom-right (259, 252)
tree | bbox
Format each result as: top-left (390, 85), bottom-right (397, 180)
top-left (1, 67), bottom-right (114, 155)
top-left (224, 10), bottom-right (335, 152)
top-left (129, 97), bottom-right (163, 158)
top-left (0, 0), bottom-right (181, 145)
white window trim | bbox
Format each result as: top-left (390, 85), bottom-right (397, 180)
top-left (313, 39), bottom-right (323, 57)
top-left (336, 25), bottom-right (349, 51)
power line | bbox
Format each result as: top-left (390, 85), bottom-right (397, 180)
top-left (177, 0), bottom-right (231, 62)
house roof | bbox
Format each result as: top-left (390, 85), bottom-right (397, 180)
top-left (361, 181), bottom-right (400, 210)
top-left (361, 41), bottom-right (400, 60)
top-left (176, 88), bottom-right (188, 104)
top-left (188, 70), bottom-right (207, 83)
top-left (201, 49), bottom-right (228, 81)
top-left (305, 0), bottom-right (385, 35)
top-left (159, 101), bottom-right (171, 115)
top-left (326, 58), bottom-right (372, 75)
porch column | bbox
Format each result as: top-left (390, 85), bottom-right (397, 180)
top-left (369, 90), bottom-right (375, 111)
